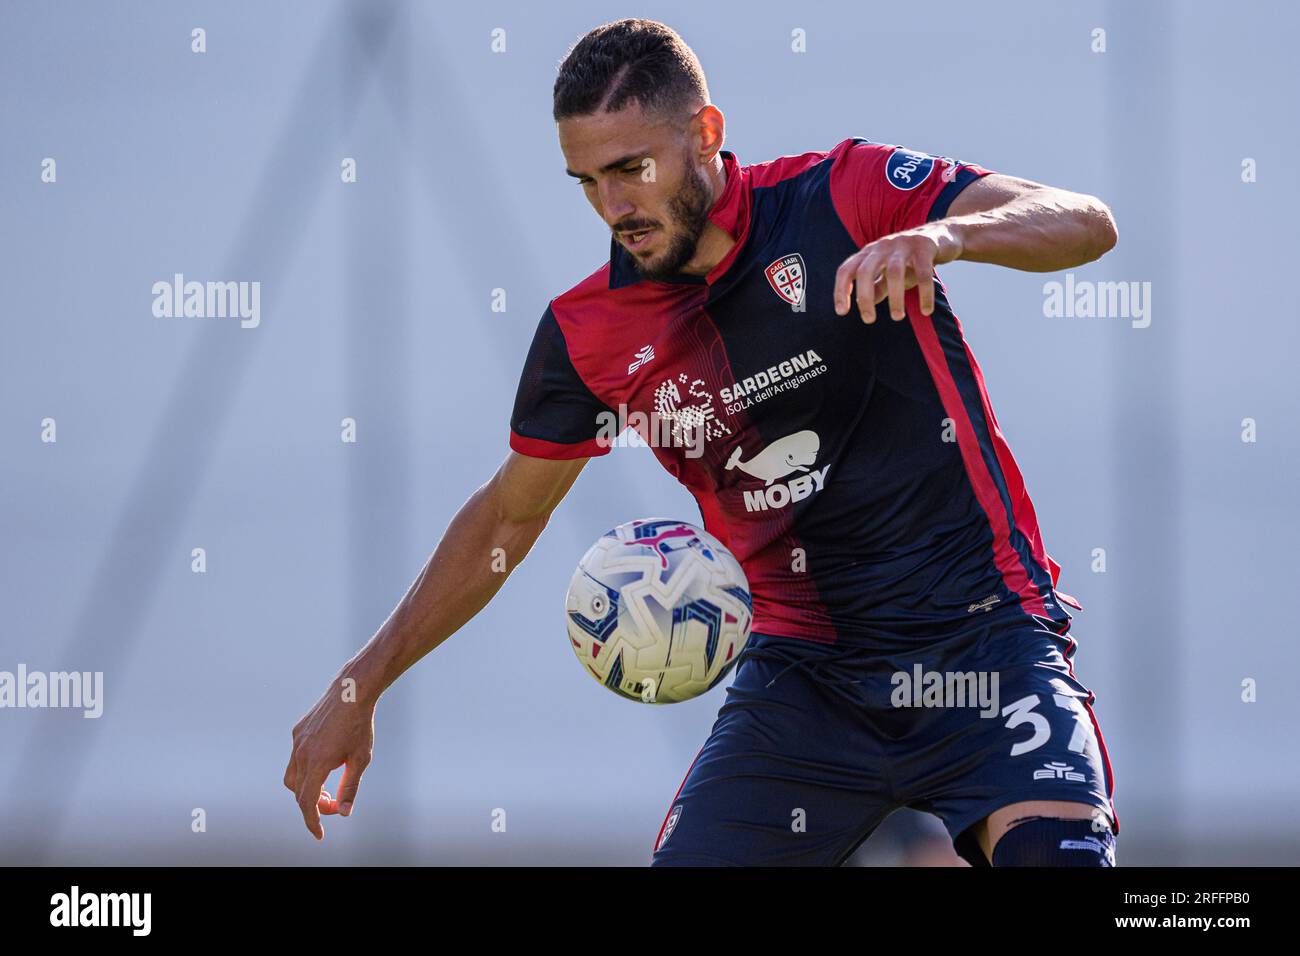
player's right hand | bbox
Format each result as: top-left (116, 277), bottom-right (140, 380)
top-left (283, 679), bottom-right (376, 840)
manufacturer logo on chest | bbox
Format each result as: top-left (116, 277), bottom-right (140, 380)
top-left (627, 344), bottom-right (655, 374)
top-left (764, 253), bottom-right (805, 308)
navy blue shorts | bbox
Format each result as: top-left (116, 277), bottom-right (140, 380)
top-left (650, 621), bottom-right (1117, 866)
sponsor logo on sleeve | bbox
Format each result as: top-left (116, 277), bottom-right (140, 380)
top-left (886, 148), bottom-right (935, 191)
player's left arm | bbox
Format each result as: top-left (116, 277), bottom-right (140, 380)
top-left (833, 174), bottom-right (1119, 321)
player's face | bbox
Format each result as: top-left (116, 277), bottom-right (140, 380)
top-left (559, 104), bottom-right (713, 281)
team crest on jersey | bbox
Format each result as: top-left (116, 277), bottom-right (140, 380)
top-left (764, 254), bottom-right (805, 308)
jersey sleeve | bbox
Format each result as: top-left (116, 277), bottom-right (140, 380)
top-left (509, 306), bottom-right (616, 460)
top-left (828, 138), bottom-right (994, 247)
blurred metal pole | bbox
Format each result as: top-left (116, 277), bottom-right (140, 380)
top-left (0, 4), bottom-right (397, 863)
top-left (343, 0), bottom-right (416, 863)
top-left (1106, 0), bottom-right (1184, 861)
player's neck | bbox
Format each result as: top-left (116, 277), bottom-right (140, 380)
top-left (677, 156), bottom-right (733, 277)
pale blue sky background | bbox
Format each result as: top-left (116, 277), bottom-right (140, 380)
top-left (1, 0), bottom-right (1296, 864)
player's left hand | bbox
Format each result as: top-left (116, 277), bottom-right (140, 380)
top-left (833, 222), bottom-right (963, 322)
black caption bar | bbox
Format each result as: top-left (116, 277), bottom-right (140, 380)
top-left (0, 866), bottom-right (1281, 939)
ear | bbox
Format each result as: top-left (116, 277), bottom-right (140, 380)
top-left (690, 105), bottom-right (726, 163)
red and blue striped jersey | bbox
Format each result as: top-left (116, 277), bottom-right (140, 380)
top-left (510, 138), bottom-right (1075, 646)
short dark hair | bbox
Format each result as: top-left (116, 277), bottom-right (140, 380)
top-left (553, 19), bottom-right (709, 122)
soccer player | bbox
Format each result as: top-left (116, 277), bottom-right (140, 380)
top-left (285, 18), bottom-right (1120, 867)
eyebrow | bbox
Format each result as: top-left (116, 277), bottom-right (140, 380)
top-left (565, 153), bottom-right (647, 179)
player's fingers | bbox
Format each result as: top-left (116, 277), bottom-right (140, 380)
top-left (833, 250), bottom-right (865, 316)
top-left (854, 253), bottom-right (884, 323)
top-left (318, 787), bottom-right (339, 816)
top-left (916, 256), bottom-right (936, 316)
top-left (335, 752), bottom-right (372, 817)
top-left (870, 253), bottom-right (901, 305)
top-left (283, 741), bottom-right (307, 793)
top-left (295, 768), bottom-right (329, 840)
top-left (883, 253), bottom-right (908, 320)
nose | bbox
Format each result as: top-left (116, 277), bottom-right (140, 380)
top-left (598, 180), bottom-right (635, 226)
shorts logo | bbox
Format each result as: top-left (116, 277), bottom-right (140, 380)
top-left (886, 148), bottom-right (935, 191)
top-left (656, 804), bottom-right (683, 851)
top-left (1034, 760), bottom-right (1086, 782)
top-left (764, 254), bottom-right (805, 307)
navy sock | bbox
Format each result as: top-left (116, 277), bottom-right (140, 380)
top-left (992, 817), bottom-right (1116, 867)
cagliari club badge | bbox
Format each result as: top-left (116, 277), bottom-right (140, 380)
top-left (764, 253), bottom-right (805, 308)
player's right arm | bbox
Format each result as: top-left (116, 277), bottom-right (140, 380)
top-left (286, 299), bottom-right (614, 839)
top-left (283, 450), bottom-right (587, 840)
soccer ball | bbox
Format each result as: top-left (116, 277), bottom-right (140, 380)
top-left (565, 518), bottom-right (753, 704)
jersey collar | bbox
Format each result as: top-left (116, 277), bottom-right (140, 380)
top-left (608, 150), bottom-right (748, 290)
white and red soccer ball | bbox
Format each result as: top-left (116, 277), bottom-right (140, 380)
top-left (565, 518), bottom-right (753, 703)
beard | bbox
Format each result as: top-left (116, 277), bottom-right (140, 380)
top-left (621, 159), bottom-right (713, 282)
